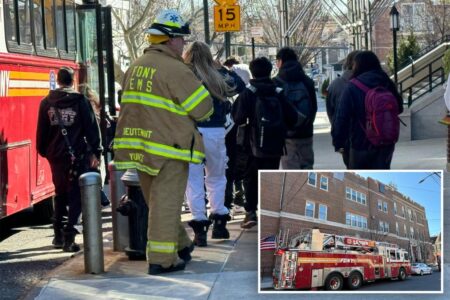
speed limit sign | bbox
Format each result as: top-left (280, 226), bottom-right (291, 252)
top-left (214, 5), bottom-right (241, 32)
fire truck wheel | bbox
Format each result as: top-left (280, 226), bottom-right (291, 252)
top-left (325, 273), bottom-right (344, 291)
top-left (346, 271), bottom-right (363, 290)
top-left (398, 268), bottom-right (407, 281)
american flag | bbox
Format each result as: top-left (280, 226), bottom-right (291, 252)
top-left (260, 235), bottom-right (277, 251)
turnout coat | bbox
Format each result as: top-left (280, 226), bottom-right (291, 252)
top-left (114, 44), bottom-right (213, 176)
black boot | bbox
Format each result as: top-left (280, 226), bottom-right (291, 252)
top-left (52, 226), bottom-right (63, 249)
top-left (188, 220), bottom-right (211, 247)
top-left (63, 227), bottom-right (80, 252)
top-left (178, 243), bottom-right (195, 263)
top-left (210, 214), bottom-right (231, 239)
top-left (148, 259), bottom-right (186, 275)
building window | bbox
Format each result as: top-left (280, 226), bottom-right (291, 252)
top-left (305, 201), bottom-right (315, 218)
top-left (308, 172), bottom-right (317, 187)
top-left (378, 200), bottom-right (382, 211)
top-left (408, 209), bottom-right (412, 221)
top-left (319, 204), bottom-right (327, 220)
top-left (413, 211), bottom-right (417, 223)
top-left (383, 202), bottom-right (388, 213)
top-left (394, 202), bottom-right (397, 215)
top-left (396, 222), bottom-right (399, 236)
top-left (379, 182), bottom-right (385, 193)
top-left (346, 187), bottom-right (366, 205)
top-left (401, 206), bottom-right (405, 218)
top-left (410, 227), bottom-right (415, 239)
top-left (404, 224), bottom-right (407, 238)
top-left (346, 212), bottom-right (367, 229)
top-left (320, 176), bottom-right (328, 191)
top-left (401, 2), bottom-right (431, 33)
top-left (379, 221), bottom-right (389, 233)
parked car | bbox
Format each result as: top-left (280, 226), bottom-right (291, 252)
top-left (427, 263), bottom-right (440, 272)
top-left (411, 263), bottom-right (433, 275)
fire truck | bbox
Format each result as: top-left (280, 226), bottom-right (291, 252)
top-left (273, 229), bottom-right (411, 291)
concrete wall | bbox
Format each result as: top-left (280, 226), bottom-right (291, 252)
top-left (410, 86), bottom-right (447, 140)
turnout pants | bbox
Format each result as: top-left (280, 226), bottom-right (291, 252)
top-left (138, 159), bottom-right (192, 268)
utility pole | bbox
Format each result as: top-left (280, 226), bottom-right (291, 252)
top-left (203, 0), bottom-right (210, 44)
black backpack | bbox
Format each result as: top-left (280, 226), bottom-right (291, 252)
top-left (248, 85), bottom-right (286, 158)
top-left (274, 76), bottom-right (312, 130)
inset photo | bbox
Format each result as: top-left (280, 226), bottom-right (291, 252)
top-left (259, 171), bottom-right (443, 294)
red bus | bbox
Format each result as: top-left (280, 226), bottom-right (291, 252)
top-left (0, 0), bottom-right (115, 219)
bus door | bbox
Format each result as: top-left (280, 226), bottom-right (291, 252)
top-left (76, 2), bottom-right (115, 168)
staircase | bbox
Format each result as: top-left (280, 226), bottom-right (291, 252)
top-left (395, 35), bottom-right (449, 107)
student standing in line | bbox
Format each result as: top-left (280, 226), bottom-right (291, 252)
top-left (332, 51), bottom-right (403, 169)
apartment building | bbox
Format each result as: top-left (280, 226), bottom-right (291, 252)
top-left (260, 172), bottom-right (435, 275)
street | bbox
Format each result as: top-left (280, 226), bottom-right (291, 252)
top-left (360, 271), bottom-right (441, 291)
top-left (0, 204), bottom-right (112, 300)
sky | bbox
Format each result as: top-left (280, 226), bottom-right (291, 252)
top-left (355, 171), bottom-right (442, 236)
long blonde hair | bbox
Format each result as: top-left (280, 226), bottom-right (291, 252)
top-left (183, 41), bottom-right (234, 101)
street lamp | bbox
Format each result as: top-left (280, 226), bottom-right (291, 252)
top-left (390, 4), bottom-right (400, 87)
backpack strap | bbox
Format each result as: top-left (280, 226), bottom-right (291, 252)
top-left (350, 78), bottom-right (370, 93)
top-left (52, 105), bottom-right (77, 163)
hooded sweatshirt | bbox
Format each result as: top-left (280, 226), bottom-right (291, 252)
top-left (36, 87), bottom-right (102, 163)
top-left (274, 60), bottom-right (318, 139)
top-left (332, 69), bottom-right (404, 151)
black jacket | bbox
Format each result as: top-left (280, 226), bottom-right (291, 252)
top-left (197, 67), bottom-right (245, 128)
top-left (332, 70), bottom-right (404, 151)
top-left (326, 70), bottom-right (352, 123)
top-left (274, 60), bottom-right (317, 139)
top-left (36, 87), bottom-right (102, 163)
top-left (231, 77), bottom-right (298, 149)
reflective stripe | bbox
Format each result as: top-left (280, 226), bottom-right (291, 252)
top-left (114, 138), bottom-right (205, 163)
top-left (147, 240), bottom-right (177, 254)
top-left (181, 86), bottom-right (210, 112)
top-left (114, 161), bottom-right (159, 176)
top-left (162, 21), bottom-right (181, 28)
top-left (197, 107), bottom-right (214, 122)
top-left (122, 91), bottom-right (187, 116)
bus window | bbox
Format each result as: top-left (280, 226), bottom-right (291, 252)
top-left (55, 0), bottom-right (66, 51)
top-left (43, 0), bottom-right (56, 49)
top-left (33, 1), bottom-right (44, 48)
top-left (18, 0), bottom-right (32, 45)
top-left (66, 0), bottom-right (76, 53)
top-left (4, 0), bottom-right (18, 42)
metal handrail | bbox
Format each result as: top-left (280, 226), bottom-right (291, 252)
top-left (398, 35), bottom-right (450, 69)
top-left (400, 67), bottom-right (445, 107)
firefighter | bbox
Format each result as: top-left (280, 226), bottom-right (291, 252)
top-left (113, 9), bottom-right (213, 275)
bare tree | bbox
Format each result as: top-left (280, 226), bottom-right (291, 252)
top-left (111, 0), bottom-right (201, 83)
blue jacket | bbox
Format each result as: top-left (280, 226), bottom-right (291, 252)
top-left (331, 70), bottom-right (403, 151)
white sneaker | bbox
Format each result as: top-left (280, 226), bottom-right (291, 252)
top-left (232, 205), bottom-right (246, 215)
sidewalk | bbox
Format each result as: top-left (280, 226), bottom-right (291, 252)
top-left (26, 215), bottom-right (260, 300)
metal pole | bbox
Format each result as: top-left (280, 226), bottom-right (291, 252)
top-left (79, 172), bottom-right (104, 274)
top-left (251, 37), bottom-right (255, 60)
top-left (108, 161), bottom-right (129, 252)
top-left (279, 0), bottom-right (286, 47)
top-left (203, 0), bottom-right (210, 45)
top-left (225, 32), bottom-right (231, 58)
top-left (393, 28), bottom-right (398, 88)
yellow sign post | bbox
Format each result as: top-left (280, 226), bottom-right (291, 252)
top-left (214, 4), bottom-right (240, 32)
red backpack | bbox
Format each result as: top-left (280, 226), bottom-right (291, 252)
top-left (351, 78), bottom-right (400, 146)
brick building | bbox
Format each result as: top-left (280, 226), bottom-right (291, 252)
top-left (372, 0), bottom-right (443, 65)
top-left (260, 172), bottom-right (435, 275)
